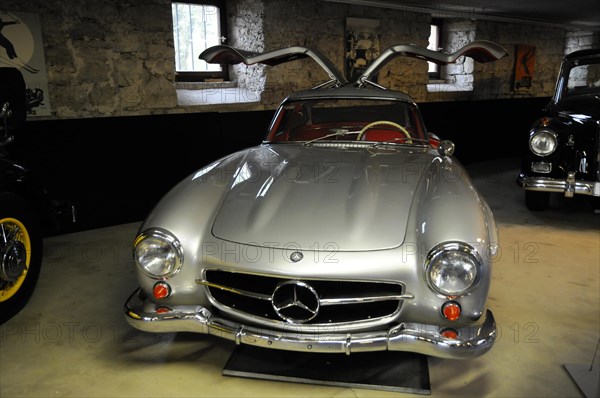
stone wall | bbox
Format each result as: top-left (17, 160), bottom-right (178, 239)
top-left (474, 20), bottom-right (567, 100)
top-left (228, 0), bottom-right (265, 97)
top-left (3, 0), bottom-right (178, 118)
top-left (1, 0), bottom-right (597, 119)
top-left (565, 30), bottom-right (600, 54)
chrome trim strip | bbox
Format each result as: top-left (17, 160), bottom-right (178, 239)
top-left (124, 289), bottom-right (496, 360)
top-left (320, 294), bottom-right (414, 305)
top-left (196, 280), bottom-right (272, 301)
top-left (518, 175), bottom-right (600, 197)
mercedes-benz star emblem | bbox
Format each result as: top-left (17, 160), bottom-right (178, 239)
top-left (290, 251), bottom-right (303, 262)
top-left (271, 280), bottom-right (319, 323)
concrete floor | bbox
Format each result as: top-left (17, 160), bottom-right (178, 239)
top-left (1, 157), bottom-right (599, 397)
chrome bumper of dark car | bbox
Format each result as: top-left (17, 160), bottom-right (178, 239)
top-left (518, 174), bottom-right (600, 197)
top-left (124, 289), bottom-right (496, 360)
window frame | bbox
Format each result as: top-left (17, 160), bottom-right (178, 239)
top-left (172, 0), bottom-right (229, 82)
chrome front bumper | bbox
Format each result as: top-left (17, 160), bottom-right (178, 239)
top-left (518, 174), bottom-right (600, 197)
top-left (124, 289), bottom-right (496, 360)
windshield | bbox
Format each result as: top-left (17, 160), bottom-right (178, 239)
top-left (266, 98), bottom-right (427, 145)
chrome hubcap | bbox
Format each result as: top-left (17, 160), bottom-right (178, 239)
top-left (2, 240), bottom-right (27, 281)
top-left (1, 224), bottom-right (27, 282)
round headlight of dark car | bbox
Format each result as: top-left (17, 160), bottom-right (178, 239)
top-left (529, 129), bottom-right (557, 156)
top-left (425, 242), bottom-right (481, 296)
top-left (134, 228), bottom-right (183, 279)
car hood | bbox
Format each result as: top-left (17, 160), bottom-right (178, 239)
top-left (211, 144), bottom-right (434, 251)
top-left (556, 95), bottom-right (600, 122)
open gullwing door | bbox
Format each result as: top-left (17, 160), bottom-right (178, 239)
top-left (200, 45), bottom-right (348, 87)
top-left (200, 40), bottom-right (508, 89)
top-left (356, 40), bottom-right (508, 86)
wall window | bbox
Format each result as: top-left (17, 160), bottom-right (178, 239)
top-left (171, 1), bottom-right (228, 82)
top-left (427, 20), bottom-right (442, 80)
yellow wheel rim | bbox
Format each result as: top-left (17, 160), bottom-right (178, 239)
top-left (0, 217), bottom-right (32, 302)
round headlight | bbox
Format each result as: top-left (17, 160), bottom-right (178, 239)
top-left (425, 243), bottom-right (480, 296)
top-left (134, 228), bottom-right (183, 279)
top-left (529, 129), bottom-right (557, 156)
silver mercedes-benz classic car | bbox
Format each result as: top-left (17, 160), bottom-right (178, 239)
top-left (125, 40), bottom-right (507, 359)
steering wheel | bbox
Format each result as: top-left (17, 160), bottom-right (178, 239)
top-left (357, 120), bottom-right (412, 143)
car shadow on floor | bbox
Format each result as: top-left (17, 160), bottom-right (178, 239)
top-left (466, 158), bottom-right (599, 231)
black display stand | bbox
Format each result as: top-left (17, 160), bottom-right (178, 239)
top-left (223, 345), bottom-right (431, 395)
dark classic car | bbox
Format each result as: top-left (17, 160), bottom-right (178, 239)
top-left (518, 48), bottom-right (600, 211)
top-left (1, 68), bottom-right (76, 324)
top-left (125, 41), bottom-right (508, 359)
top-left (0, 67), bottom-right (44, 324)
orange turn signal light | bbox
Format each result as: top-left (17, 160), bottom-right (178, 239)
top-left (541, 116), bottom-right (550, 127)
top-left (441, 328), bottom-right (458, 339)
top-left (153, 282), bottom-right (171, 299)
top-left (442, 301), bottom-right (461, 321)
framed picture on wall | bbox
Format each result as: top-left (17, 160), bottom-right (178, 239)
top-left (0, 10), bottom-right (51, 117)
top-left (514, 44), bottom-right (536, 91)
top-left (345, 17), bottom-right (381, 82)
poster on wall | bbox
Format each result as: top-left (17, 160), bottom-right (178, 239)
top-left (514, 44), bottom-right (536, 92)
top-left (345, 17), bottom-right (381, 82)
top-left (0, 10), bottom-right (51, 117)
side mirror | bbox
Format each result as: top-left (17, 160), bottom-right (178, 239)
top-left (437, 140), bottom-right (455, 157)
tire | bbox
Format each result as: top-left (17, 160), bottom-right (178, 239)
top-left (0, 192), bottom-right (43, 324)
top-left (525, 190), bottom-right (550, 211)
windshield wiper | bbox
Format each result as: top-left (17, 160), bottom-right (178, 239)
top-left (370, 138), bottom-right (431, 148)
top-left (303, 129), bottom-right (360, 146)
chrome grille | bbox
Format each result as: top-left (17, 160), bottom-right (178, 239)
top-left (201, 270), bottom-right (405, 325)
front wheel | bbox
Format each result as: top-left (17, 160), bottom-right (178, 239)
top-left (0, 192), bottom-right (43, 324)
top-left (525, 190), bottom-right (550, 211)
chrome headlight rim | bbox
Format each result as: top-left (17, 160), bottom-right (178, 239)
top-left (425, 241), bottom-right (482, 297)
top-left (529, 128), bottom-right (558, 156)
top-left (134, 228), bottom-right (184, 279)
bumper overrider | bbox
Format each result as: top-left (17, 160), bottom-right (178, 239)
top-left (124, 288), bottom-right (496, 360)
top-left (518, 173), bottom-right (600, 197)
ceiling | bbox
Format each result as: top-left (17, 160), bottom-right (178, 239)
top-left (323, 0), bottom-right (600, 30)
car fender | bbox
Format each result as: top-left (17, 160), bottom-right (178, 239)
top-left (404, 154), bottom-right (497, 317)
